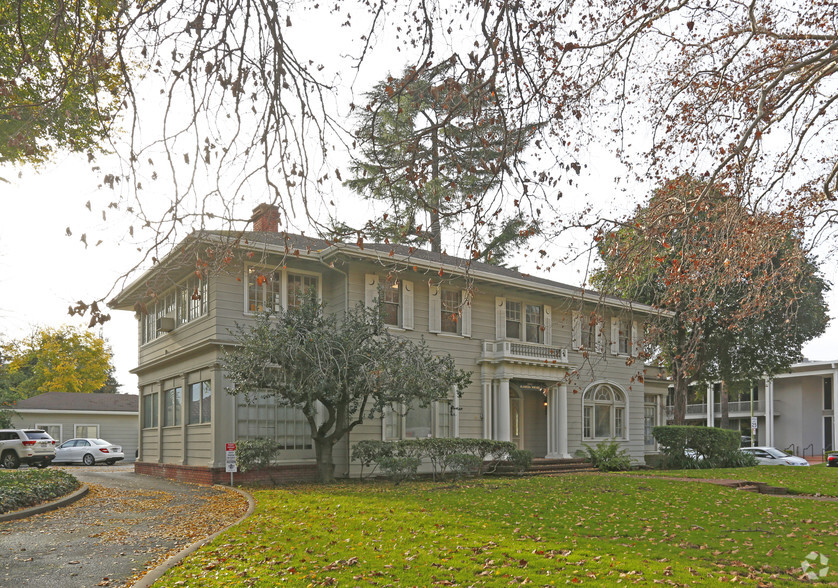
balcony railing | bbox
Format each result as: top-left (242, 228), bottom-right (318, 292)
top-left (665, 400), bottom-right (767, 419)
top-left (481, 341), bottom-right (569, 366)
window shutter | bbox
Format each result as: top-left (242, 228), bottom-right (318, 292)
top-left (495, 297), bottom-right (506, 339)
top-left (543, 305), bottom-right (552, 345)
top-left (364, 274), bottom-right (378, 308)
top-left (631, 321), bottom-right (639, 357)
top-left (460, 290), bottom-right (472, 338)
top-left (428, 285), bottom-right (441, 333)
top-left (401, 280), bottom-right (414, 330)
top-left (610, 317), bottom-right (619, 355)
top-left (571, 311), bottom-right (581, 350)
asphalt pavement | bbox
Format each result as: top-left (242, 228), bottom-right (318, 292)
top-left (0, 464), bottom-right (248, 587)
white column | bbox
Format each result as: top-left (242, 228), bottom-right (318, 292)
top-left (482, 379), bottom-right (493, 439)
top-left (557, 384), bottom-right (570, 458)
top-left (833, 369), bottom-right (838, 451)
top-left (706, 383), bottom-right (714, 428)
top-left (764, 377), bottom-right (773, 447)
top-left (453, 388), bottom-right (460, 438)
top-left (546, 386), bottom-right (559, 458)
top-left (495, 379), bottom-right (511, 442)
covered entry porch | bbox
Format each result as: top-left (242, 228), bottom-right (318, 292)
top-left (479, 341), bottom-right (572, 458)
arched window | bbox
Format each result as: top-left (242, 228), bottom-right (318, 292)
top-left (583, 383), bottom-right (626, 440)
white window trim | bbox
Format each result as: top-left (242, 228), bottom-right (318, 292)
top-left (581, 382), bottom-right (629, 441)
top-left (74, 424), bottom-right (100, 439)
top-left (609, 318), bottom-right (638, 357)
top-left (497, 296), bottom-right (550, 345)
top-left (382, 400), bottom-right (455, 441)
top-left (244, 265), bottom-right (322, 315)
top-left (35, 423), bottom-right (62, 443)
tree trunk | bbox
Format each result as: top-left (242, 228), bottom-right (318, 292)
top-left (720, 381), bottom-right (730, 430)
top-left (314, 436), bottom-right (336, 483)
top-left (430, 126), bottom-right (442, 253)
top-left (673, 370), bottom-right (687, 425)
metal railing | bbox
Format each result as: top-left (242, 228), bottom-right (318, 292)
top-left (713, 400), bottom-right (765, 414)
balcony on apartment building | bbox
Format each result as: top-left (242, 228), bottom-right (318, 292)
top-left (481, 341), bottom-right (569, 366)
top-left (666, 399), bottom-right (770, 419)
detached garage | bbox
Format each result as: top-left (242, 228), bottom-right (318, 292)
top-left (10, 392), bottom-right (139, 462)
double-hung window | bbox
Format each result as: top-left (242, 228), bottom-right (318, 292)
top-left (382, 279), bottom-right (401, 326)
top-left (142, 392), bottom-right (159, 428)
top-left (525, 304), bottom-right (543, 343)
top-left (506, 301), bottom-right (522, 339)
top-left (441, 289), bottom-right (461, 334)
top-left (247, 268), bottom-right (282, 312)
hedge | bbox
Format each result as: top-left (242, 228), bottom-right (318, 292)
top-left (350, 438), bottom-right (521, 481)
top-left (652, 425), bottom-right (755, 469)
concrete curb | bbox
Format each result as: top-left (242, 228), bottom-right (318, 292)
top-left (131, 485), bottom-right (256, 587)
top-left (0, 484), bottom-right (89, 522)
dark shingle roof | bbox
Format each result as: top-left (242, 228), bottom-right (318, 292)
top-left (13, 392), bottom-right (139, 412)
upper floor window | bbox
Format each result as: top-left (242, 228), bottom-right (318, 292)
top-left (287, 273), bottom-right (319, 309)
top-left (247, 268), bottom-right (282, 312)
top-left (825, 377), bottom-right (833, 411)
top-left (525, 304), bottom-right (544, 343)
top-left (141, 275), bottom-right (208, 344)
top-left (441, 289), bottom-right (461, 334)
top-left (246, 266), bottom-right (320, 313)
top-left (506, 301), bottom-right (522, 339)
top-left (381, 279), bottom-right (401, 326)
top-left (617, 319), bottom-right (630, 354)
top-left (610, 318), bottom-right (639, 356)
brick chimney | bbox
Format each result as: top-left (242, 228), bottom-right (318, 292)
top-left (251, 203), bottom-right (280, 232)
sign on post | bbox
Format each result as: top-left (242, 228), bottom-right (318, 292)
top-left (751, 417), bottom-right (758, 430)
top-left (226, 442), bottom-right (237, 484)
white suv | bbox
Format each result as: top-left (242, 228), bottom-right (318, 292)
top-left (0, 429), bottom-right (56, 469)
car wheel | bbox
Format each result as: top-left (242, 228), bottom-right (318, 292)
top-left (82, 453), bottom-right (96, 466)
top-left (105, 459), bottom-right (115, 466)
top-left (2, 451), bottom-right (21, 469)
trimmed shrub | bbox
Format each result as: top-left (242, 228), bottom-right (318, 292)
top-left (584, 439), bottom-right (632, 471)
top-left (351, 440), bottom-right (394, 480)
top-left (448, 453), bottom-right (483, 479)
top-left (420, 438), bottom-right (461, 480)
top-left (508, 449), bottom-right (534, 475)
top-left (0, 469), bottom-right (79, 514)
top-left (379, 456), bottom-right (421, 484)
top-left (235, 438), bottom-right (281, 472)
top-left (653, 426), bottom-right (747, 470)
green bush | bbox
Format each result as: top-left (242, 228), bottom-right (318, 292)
top-left (584, 440), bottom-right (632, 471)
top-left (350, 438), bottom-right (518, 480)
top-left (652, 426), bottom-right (748, 470)
top-left (379, 456), bottom-right (421, 484)
top-left (351, 440), bottom-right (394, 480)
top-left (508, 449), bottom-right (534, 475)
top-left (448, 453), bottom-right (483, 479)
top-left (0, 469), bottom-right (79, 514)
top-left (235, 438), bottom-right (281, 472)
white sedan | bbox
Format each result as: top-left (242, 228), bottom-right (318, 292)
top-left (53, 438), bottom-right (125, 466)
top-left (740, 446), bottom-right (810, 466)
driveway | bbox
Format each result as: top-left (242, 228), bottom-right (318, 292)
top-left (0, 465), bottom-right (249, 587)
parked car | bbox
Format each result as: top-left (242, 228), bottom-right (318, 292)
top-left (0, 429), bottom-right (56, 469)
top-left (53, 438), bottom-right (125, 466)
top-left (740, 446), bottom-right (810, 466)
top-left (827, 452), bottom-right (837, 468)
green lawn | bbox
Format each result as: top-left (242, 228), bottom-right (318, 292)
top-left (161, 473), bottom-right (837, 586)
top-left (622, 463), bottom-right (838, 497)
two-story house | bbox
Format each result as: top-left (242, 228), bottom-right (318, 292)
top-left (110, 204), bottom-right (670, 483)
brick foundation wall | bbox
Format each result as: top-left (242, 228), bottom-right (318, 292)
top-left (134, 461), bottom-right (319, 485)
